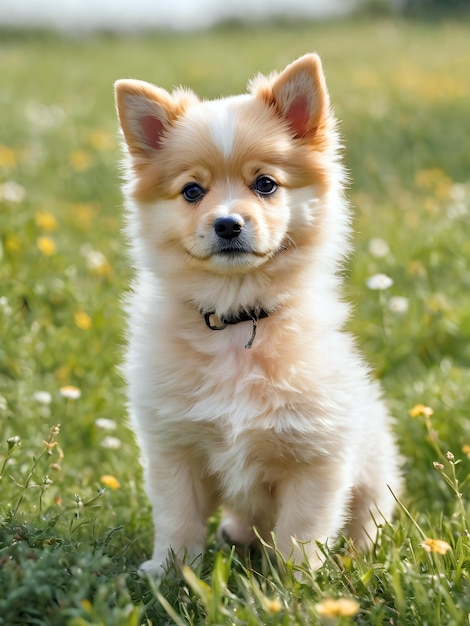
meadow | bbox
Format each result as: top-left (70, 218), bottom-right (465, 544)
top-left (1, 17), bottom-right (470, 625)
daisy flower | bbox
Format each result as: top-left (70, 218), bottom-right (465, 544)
top-left (366, 273), bottom-right (393, 290)
top-left (388, 296), bottom-right (409, 313)
top-left (33, 390), bottom-right (52, 405)
top-left (59, 385), bottom-right (82, 400)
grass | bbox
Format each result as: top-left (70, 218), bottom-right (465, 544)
top-left (1, 16), bottom-right (470, 625)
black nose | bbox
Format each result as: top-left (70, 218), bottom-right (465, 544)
top-left (213, 216), bottom-right (244, 240)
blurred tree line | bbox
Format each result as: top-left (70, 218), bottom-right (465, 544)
top-left (405, 0), bottom-right (469, 10)
top-left (363, 0), bottom-right (470, 14)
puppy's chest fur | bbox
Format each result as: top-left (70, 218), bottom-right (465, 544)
top-left (160, 365), bottom-right (330, 504)
top-left (201, 424), bottom-right (320, 504)
top-left (143, 318), bottom-right (346, 469)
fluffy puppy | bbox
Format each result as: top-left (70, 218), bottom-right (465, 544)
top-left (114, 53), bottom-right (402, 574)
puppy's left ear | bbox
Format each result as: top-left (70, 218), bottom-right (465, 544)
top-left (114, 80), bottom-right (197, 157)
top-left (254, 54), bottom-right (330, 139)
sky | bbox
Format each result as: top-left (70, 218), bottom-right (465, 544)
top-left (0, 0), bottom-right (359, 32)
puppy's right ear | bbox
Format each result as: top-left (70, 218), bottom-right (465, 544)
top-left (115, 80), bottom-right (189, 156)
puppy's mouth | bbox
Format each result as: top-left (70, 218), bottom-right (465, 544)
top-left (214, 242), bottom-right (255, 256)
top-left (213, 236), bottom-right (293, 260)
top-left (186, 236), bottom-right (294, 266)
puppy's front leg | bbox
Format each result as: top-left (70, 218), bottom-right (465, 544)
top-left (140, 449), bottom-right (215, 575)
top-left (274, 465), bottom-right (352, 571)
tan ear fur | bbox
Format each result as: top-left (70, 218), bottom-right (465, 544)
top-left (250, 53), bottom-right (330, 140)
top-left (114, 80), bottom-right (197, 156)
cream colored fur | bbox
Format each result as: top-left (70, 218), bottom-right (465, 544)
top-left (114, 54), bottom-right (402, 575)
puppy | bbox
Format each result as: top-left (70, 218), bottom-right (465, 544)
top-left (114, 53), bottom-right (401, 574)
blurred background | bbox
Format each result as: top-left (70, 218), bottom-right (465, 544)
top-left (0, 0), bottom-right (468, 31)
top-left (1, 0), bottom-right (358, 31)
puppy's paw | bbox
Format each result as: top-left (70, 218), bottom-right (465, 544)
top-left (218, 512), bottom-right (255, 546)
top-left (138, 558), bottom-right (167, 577)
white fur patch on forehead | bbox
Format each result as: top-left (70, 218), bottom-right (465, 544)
top-left (194, 97), bottom-right (248, 158)
top-left (207, 103), bottom-right (237, 158)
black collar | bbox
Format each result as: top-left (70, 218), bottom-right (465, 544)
top-left (202, 308), bottom-right (270, 349)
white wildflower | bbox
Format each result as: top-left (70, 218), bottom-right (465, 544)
top-left (366, 273), bottom-right (393, 290)
top-left (87, 250), bottom-right (107, 269)
top-left (25, 102), bottom-right (65, 130)
top-left (388, 296), bottom-right (409, 313)
top-left (368, 238), bottom-right (390, 258)
top-left (449, 184), bottom-right (466, 201)
top-left (95, 418), bottom-right (117, 431)
top-left (101, 436), bottom-right (122, 449)
top-left (33, 390), bottom-right (52, 405)
top-left (0, 297), bottom-right (12, 316)
top-left (447, 202), bottom-right (467, 220)
top-left (0, 181), bottom-right (26, 203)
top-left (59, 385), bottom-right (82, 400)
top-left (0, 395), bottom-right (8, 412)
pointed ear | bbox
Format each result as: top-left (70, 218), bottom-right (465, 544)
top-left (256, 54), bottom-right (330, 139)
top-left (114, 79), bottom-right (179, 155)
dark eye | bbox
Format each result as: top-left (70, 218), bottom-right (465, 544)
top-left (252, 176), bottom-right (278, 196)
top-left (182, 183), bottom-right (205, 203)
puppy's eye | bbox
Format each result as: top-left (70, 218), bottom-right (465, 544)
top-left (182, 183), bottom-right (206, 203)
top-left (252, 176), bottom-right (278, 196)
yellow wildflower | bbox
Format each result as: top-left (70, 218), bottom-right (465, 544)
top-left (88, 130), bottom-right (115, 151)
top-left (100, 474), bottom-right (121, 490)
top-left (462, 445), bottom-right (470, 458)
top-left (5, 234), bottom-right (21, 254)
top-left (37, 236), bottom-right (57, 256)
top-left (415, 167), bottom-right (452, 199)
top-left (0, 145), bottom-right (17, 168)
top-left (317, 597), bottom-right (360, 618)
top-left (36, 210), bottom-right (58, 232)
top-left (421, 538), bottom-right (452, 555)
top-left (74, 311), bottom-right (92, 330)
top-left (265, 599), bottom-right (282, 613)
top-left (69, 150), bottom-right (93, 171)
top-left (407, 259), bottom-right (426, 278)
top-left (427, 293), bottom-right (451, 313)
top-left (91, 258), bottom-right (111, 277)
top-left (409, 404), bottom-right (434, 418)
top-left (81, 598), bottom-right (93, 613)
top-left (73, 202), bottom-right (97, 229)
top-left (54, 365), bottom-right (71, 383)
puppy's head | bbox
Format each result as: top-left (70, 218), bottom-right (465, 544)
top-left (115, 54), bottom-right (341, 280)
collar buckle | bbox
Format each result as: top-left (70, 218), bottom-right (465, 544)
top-left (204, 312), bottom-right (228, 331)
top-left (202, 308), bottom-right (270, 349)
